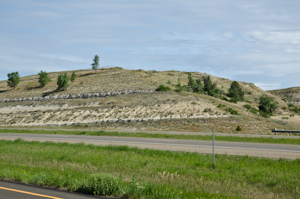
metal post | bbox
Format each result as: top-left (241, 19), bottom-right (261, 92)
top-left (212, 129), bottom-right (215, 169)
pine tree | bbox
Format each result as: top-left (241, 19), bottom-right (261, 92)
top-left (38, 70), bottom-right (51, 87)
top-left (57, 73), bottom-right (69, 90)
top-left (91, 55), bottom-right (100, 71)
top-left (227, 81), bottom-right (244, 103)
top-left (7, 71), bottom-right (20, 89)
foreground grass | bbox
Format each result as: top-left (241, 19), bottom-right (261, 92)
top-left (0, 139), bottom-right (300, 199)
top-left (1, 128), bottom-right (300, 145)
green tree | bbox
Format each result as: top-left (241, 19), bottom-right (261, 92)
top-left (259, 95), bottom-right (278, 114)
top-left (7, 71), bottom-right (20, 89)
top-left (227, 81), bottom-right (244, 103)
top-left (91, 55), bottom-right (100, 71)
top-left (202, 76), bottom-right (218, 96)
top-left (38, 70), bottom-right (51, 87)
top-left (70, 72), bottom-right (77, 82)
top-left (188, 73), bottom-right (203, 93)
top-left (57, 73), bottom-right (69, 90)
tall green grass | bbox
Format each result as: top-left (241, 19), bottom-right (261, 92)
top-left (0, 139), bottom-right (299, 198)
top-left (0, 128), bottom-right (300, 145)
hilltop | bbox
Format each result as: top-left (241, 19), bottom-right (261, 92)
top-left (0, 67), bottom-right (299, 134)
top-left (268, 87), bottom-right (300, 106)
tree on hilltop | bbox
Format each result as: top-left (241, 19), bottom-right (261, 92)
top-left (91, 55), bottom-right (100, 71)
top-left (7, 71), bottom-right (20, 89)
top-left (38, 70), bottom-right (51, 87)
top-left (57, 73), bottom-right (69, 90)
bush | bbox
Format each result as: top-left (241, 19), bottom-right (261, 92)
top-left (70, 72), bottom-right (77, 82)
top-left (203, 108), bottom-right (212, 112)
top-left (226, 108), bottom-right (238, 115)
top-left (217, 104), bottom-right (226, 108)
top-left (57, 73), bottom-right (69, 90)
top-left (38, 70), bottom-right (51, 87)
top-left (243, 104), bottom-right (252, 110)
top-left (275, 120), bottom-right (288, 125)
top-left (236, 125), bottom-right (242, 131)
top-left (259, 95), bottom-right (278, 114)
top-left (7, 71), bottom-right (20, 89)
top-left (156, 85), bottom-right (171, 92)
top-left (78, 173), bottom-right (120, 196)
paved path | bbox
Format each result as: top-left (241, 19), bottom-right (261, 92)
top-left (1, 127), bottom-right (299, 138)
top-left (0, 133), bottom-right (299, 159)
top-left (0, 180), bottom-right (109, 199)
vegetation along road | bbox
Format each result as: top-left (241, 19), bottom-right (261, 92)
top-left (1, 133), bottom-right (299, 159)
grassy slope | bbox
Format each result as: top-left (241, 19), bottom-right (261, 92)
top-left (0, 139), bottom-right (299, 199)
top-left (0, 67), bottom-right (299, 134)
top-left (1, 129), bottom-right (300, 145)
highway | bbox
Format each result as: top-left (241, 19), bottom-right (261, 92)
top-left (0, 180), bottom-right (107, 199)
top-left (0, 133), bottom-right (300, 159)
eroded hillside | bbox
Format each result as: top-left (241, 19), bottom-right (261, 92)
top-left (0, 67), bottom-right (299, 134)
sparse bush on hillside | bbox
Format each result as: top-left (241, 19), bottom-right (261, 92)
top-left (227, 81), bottom-right (244, 103)
top-left (259, 95), bottom-right (278, 114)
top-left (70, 72), bottom-right (77, 82)
top-left (226, 107), bottom-right (238, 115)
top-left (38, 70), bottom-right (51, 87)
top-left (236, 125), bottom-right (242, 131)
top-left (7, 71), bottom-right (20, 89)
top-left (156, 85), bottom-right (171, 92)
top-left (289, 104), bottom-right (300, 114)
top-left (57, 73), bottom-right (69, 90)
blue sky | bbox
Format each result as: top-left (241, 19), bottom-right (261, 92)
top-left (0, 0), bottom-right (299, 90)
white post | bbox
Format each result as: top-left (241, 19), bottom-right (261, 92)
top-left (213, 129), bottom-right (215, 169)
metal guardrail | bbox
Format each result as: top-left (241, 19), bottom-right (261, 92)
top-left (272, 129), bottom-right (300, 135)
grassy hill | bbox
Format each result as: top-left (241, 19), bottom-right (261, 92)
top-left (0, 67), bottom-right (299, 134)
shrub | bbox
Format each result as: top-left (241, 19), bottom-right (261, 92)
top-left (243, 104), bottom-right (252, 110)
top-left (70, 72), bottom-right (77, 82)
top-left (57, 73), bottom-right (69, 90)
top-left (290, 105), bottom-right (300, 114)
top-left (259, 95), bottom-right (278, 114)
top-left (38, 70), bottom-right (51, 87)
top-left (236, 125), bottom-right (242, 131)
top-left (226, 108), bottom-right (238, 115)
top-left (78, 173), bottom-right (120, 196)
top-left (275, 120), bottom-right (288, 125)
top-left (281, 106), bottom-right (287, 110)
top-left (156, 85), bottom-right (171, 92)
top-left (227, 81), bottom-right (244, 103)
top-left (7, 71), bottom-right (20, 89)
top-left (217, 104), bottom-right (226, 108)
top-left (203, 108), bottom-right (212, 112)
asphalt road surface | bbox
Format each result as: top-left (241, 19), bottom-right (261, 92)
top-left (0, 133), bottom-right (299, 159)
top-left (0, 180), bottom-right (109, 199)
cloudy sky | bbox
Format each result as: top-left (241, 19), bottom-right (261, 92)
top-left (0, 0), bottom-right (299, 90)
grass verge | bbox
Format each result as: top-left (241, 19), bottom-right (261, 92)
top-left (0, 139), bottom-right (299, 198)
top-left (0, 129), bottom-right (300, 145)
